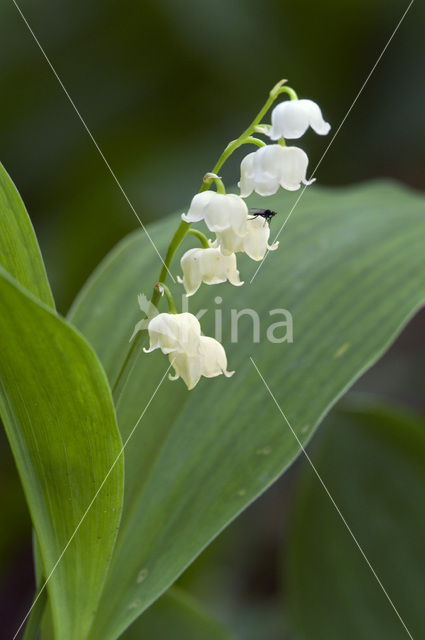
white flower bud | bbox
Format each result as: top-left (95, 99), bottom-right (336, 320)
top-left (182, 191), bottom-right (248, 237)
top-left (143, 312), bottom-right (201, 355)
top-left (269, 99), bottom-right (330, 140)
top-left (169, 336), bottom-right (234, 390)
top-left (178, 247), bottom-right (243, 296)
top-left (239, 145), bottom-right (314, 197)
top-left (213, 215), bottom-right (278, 261)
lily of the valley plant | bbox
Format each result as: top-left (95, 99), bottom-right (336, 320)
top-left (119, 79), bottom-right (330, 392)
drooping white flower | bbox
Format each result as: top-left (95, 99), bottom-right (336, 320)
top-left (213, 215), bottom-right (278, 261)
top-left (169, 336), bottom-right (234, 390)
top-left (178, 247), bottom-right (243, 296)
top-left (269, 99), bottom-right (330, 140)
top-left (143, 312), bottom-right (201, 355)
top-left (182, 191), bottom-right (248, 237)
top-left (143, 312), bottom-right (234, 390)
top-left (239, 144), bottom-right (314, 197)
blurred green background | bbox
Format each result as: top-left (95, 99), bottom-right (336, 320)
top-left (1, 0), bottom-right (424, 637)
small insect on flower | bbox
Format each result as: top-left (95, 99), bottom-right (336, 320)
top-left (248, 208), bottom-right (278, 226)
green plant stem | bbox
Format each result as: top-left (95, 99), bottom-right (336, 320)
top-left (203, 173), bottom-right (226, 193)
top-left (278, 86), bottom-right (298, 101)
top-left (112, 79), bottom-right (295, 402)
top-left (22, 584), bottom-right (47, 640)
top-left (187, 228), bottom-right (210, 248)
top-left (245, 136), bottom-right (267, 147)
top-left (156, 282), bottom-right (177, 313)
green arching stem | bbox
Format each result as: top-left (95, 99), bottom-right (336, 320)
top-left (277, 86), bottom-right (298, 101)
top-left (245, 136), bottom-right (267, 148)
top-left (112, 79), bottom-right (296, 402)
top-left (187, 228), bottom-right (211, 249)
top-left (203, 172), bottom-right (226, 194)
top-left (155, 282), bottom-right (177, 313)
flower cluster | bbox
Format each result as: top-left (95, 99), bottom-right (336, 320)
top-left (182, 191), bottom-right (279, 264)
top-left (143, 312), bottom-right (234, 390)
top-left (240, 99), bottom-right (329, 196)
top-left (132, 82), bottom-right (330, 390)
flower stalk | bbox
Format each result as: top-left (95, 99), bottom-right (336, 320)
top-left (112, 78), bottom-right (329, 398)
top-left (187, 228), bottom-right (210, 249)
top-left (203, 172), bottom-right (226, 193)
top-left (155, 282), bottom-right (177, 314)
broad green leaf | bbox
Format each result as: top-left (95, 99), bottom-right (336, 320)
top-left (69, 181), bottom-right (425, 639)
top-left (0, 161), bottom-right (54, 307)
top-left (122, 587), bottom-right (234, 640)
top-left (0, 267), bottom-right (124, 640)
top-left (286, 400), bottom-right (425, 639)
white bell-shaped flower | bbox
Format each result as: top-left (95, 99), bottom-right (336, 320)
top-left (213, 215), bottom-right (278, 261)
top-left (269, 99), bottom-right (330, 140)
top-left (143, 312), bottom-right (201, 355)
top-left (182, 191), bottom-right (248, 237)
top-left (178, 247), bottom-right (243, 296)
top-left (239, 144), bottom-right (314, 197)
top-left (169, 336), bottom-right (234, 390)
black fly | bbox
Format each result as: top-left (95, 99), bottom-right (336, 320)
top-left (248, 208), bottom-right (278, 225)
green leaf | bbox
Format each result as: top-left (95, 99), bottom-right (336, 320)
top-left (0, 267), bottom-right (124, 640)
top-left (69, 181), bottom-right (425, 639)
top-left (0, 161), bottom-right (54, 307)
top-left (286, 399), bottom-right (425, 639)
top-left (122, 588), bottom-right (234, 640)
